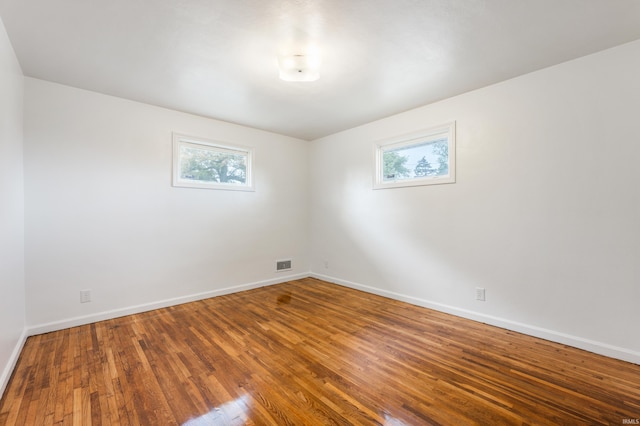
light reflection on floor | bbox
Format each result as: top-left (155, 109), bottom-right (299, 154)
top-left (182, 395), bottom-right (250, 426)
top-left (181, 393), bottom-right (412, 424)
top-left (383, 412), bottom-right (410, 426)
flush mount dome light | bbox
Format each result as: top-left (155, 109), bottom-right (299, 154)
top-left (278, 54), bottom-right (320, 82)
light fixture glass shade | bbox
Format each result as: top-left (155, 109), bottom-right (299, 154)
top-left (278, 54), bottom-right (320, 82)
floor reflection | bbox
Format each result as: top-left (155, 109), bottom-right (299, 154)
top-left (277, 292), bottom-right (292, 304)
top-left (182, 395), bottom-right (250, 426)
top-left (383, 412), bottom-right (410, 425)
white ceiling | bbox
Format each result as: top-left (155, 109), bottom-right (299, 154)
top-left (2, 0), bottom-right (640, 141)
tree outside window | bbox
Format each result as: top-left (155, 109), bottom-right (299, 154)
top-left (172, 134), bottom-right (254, 191)
top-left (375, 122), bottom-right (455, 189)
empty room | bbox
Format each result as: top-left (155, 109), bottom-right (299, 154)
top-left (1, 0), bottom-right (640, 424)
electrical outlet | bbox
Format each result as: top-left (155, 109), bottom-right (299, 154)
top-left (476, 287), bottom-right (486, 301)
top-left (80, 289), bottom-right (91, 303)
top-left (324, 260), bottom-right (329, 269)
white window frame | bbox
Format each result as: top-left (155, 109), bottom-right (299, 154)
top-left (172, 133), bottom-right (255, 191)
top-left (373, 122), bottom-right (456, 190)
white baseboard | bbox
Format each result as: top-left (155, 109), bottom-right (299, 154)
top-left (0, 327), bottom-right (28, 400)
top-left (310, 272), bottom-right (640, 365)
top-left (27, 273), bottom-right (309, 336)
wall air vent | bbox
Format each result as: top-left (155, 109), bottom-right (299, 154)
top-left (276, 259), bottom-right (292, 272)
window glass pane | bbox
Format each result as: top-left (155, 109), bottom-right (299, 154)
top-left (172, 134), bottom-right (254, 191)
top-left (179, 145), bottom-right (247, 185)
top-left (374, 122), bottom-right (455, 190)
top-left (382, 138), bottom-right (449, 182)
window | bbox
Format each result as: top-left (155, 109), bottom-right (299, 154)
top-left (374, 122), bottom-right (455, 189)
top-left (172, 133), bottom-right (254, 191)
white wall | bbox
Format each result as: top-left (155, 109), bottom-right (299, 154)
top-left (0, 16), bottom-right (26, 397)
top-left (24, 78), bottom-right (309, 330)
top-left (310, 40), bottom-right (640, 363)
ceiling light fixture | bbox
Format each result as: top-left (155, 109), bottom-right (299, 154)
top-left (278, 54), bottom-right (320, 82)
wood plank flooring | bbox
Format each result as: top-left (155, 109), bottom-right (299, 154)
top-left (1, 277), bottom-right (639, 425)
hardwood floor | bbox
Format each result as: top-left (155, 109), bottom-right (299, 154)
top-left (1, 278), bottom-right (639, 425)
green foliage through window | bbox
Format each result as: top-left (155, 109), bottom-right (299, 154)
top-left (180, 146), bottom-right (246, 184)
top-left (173, 134), bottom-right (254, 191)
top-left (375, 122), bottom-right (455, 189)
top-left (382, 139), bottom-right (449, 182)
top-left (383, 151), bottom-right (411, 180)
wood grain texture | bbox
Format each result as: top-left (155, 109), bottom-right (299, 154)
top-left (1, 278), bottom-right (639, 425)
